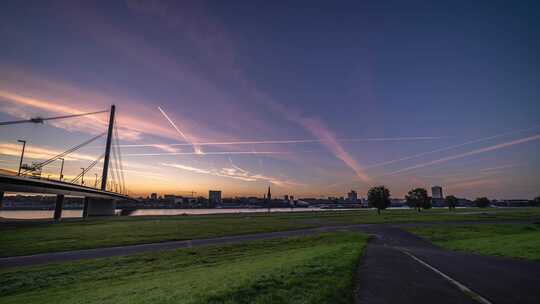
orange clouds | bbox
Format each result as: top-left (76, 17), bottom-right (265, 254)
top-left (0, 142), bottom-right (97, 162)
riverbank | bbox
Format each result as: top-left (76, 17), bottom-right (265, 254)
top-left (2, 208), bottom-right (539, 257)
top-left (0, 232), bottom-right (368, 304)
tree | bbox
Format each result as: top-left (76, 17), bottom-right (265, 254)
top-left (445, 195), bottom-right (458, 211)
top-left (367, 186), bottom-right (391, 215)
top-left (423, 197), bottom-right (432, 210)
top-left (474, 197), bottom-right (490, 208)
top-left (405, 188), bottom-right (430, 212)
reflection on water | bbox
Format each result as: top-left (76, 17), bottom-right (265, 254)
top-left (0, 208), bottom-right (355, 220)
top-left (0, 210), bottom-right (84, 219)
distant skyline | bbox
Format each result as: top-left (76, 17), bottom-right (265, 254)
top-left (1, 1), bottom-right (539, 199)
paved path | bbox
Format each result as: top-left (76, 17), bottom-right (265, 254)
top-left (355, 226), bottom-right (540, 304)
top-left (0, 225), bottom-right (368, 268)
top-left (0, 219), bottom-right (536, 268)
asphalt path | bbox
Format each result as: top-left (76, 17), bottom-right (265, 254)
top-left (0, 225), bottom-right (366, 268)
top-left (355, 226), bottom-right (540, 304)
top-left (0, 220), bottom-right (537, 268)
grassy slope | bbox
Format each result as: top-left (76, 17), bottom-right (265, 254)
top-left (409, 223), bottom-right (540, 260)
top-left (0, 232), bottom-right (368, 304)
top-left (1, 208), bottom-right (539, 257)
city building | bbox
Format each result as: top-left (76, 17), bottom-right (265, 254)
top-left (163, 194), bottom-right (176, 203)
top-left (208, 190), bottom-right (222, 207)
top-left (360, 198), bottom-right (369, 208)
top-left (431, 186), bottom-right (444, 207)
top-left (347, 190), bottom-right (358, 202)
top-left (150, 193), bottom-right (158, 200)
top-left (431, 186), bottom-right (443, 199)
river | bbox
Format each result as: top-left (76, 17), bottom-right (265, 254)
top-left (0, 207), bottom-right (358, 220)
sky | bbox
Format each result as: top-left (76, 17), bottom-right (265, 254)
top-left (0, 0), bottom-right (539, 199)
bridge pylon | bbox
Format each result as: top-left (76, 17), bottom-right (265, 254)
top-left (101, 104), bottom-right (115, 191)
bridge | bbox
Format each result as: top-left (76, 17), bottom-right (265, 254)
top-left (0, 105), bottom-right (132, 219)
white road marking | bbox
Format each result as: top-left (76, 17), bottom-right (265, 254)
top-left (401, 250), bottom-right (493, 304)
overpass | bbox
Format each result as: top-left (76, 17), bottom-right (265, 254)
top-left (0, 105), bottom-right (132, 219)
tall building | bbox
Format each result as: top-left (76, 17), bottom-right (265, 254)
top-left (209, 190), bottom-right (222, 207)
top-left (431, 186), bottom-right (443, 199)
top-left (347, 190), bottom-right (358, 202)
top-left (431, 186), bottom-right (444, 207)
top-left (267, 186), bottom-right (272, 201)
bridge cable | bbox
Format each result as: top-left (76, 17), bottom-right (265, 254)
top-left (111, 136), bottom-right (122, 193)
top-left (71, 153), bottom-right (105, 184)
top-left (0, 110), bottom-right (108, 126)
top-left (21, 132), bottom-right (106, 175)
top-left (113, 122), bottom-right (126, 194)
top-left (110, 145), bottom-right (119, 192)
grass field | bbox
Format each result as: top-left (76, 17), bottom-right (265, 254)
top-left (1, 208), bottom-right (539, 257)
top-left (0, 232), bottom-right (367, 304)
top-left (409, 223), bottom-right (540, 261)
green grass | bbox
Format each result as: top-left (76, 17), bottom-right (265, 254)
top-left (0, 232), bottom-right (368, 304)
top-left (408, 223), bottom-right (540, 261)
top-left (1, 208), bottom-right (539, 257)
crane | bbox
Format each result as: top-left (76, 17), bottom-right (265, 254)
top-left (178, 190), bottom-right (197, 198)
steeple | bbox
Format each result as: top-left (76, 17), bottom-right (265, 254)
top-left (267, 186), bottom-right (271, 201)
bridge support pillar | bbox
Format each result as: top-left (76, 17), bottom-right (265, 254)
top-left (53, 194), bottom-right (64, 221)
top-left (86, 198), bottom-right (116, 216)
top-left (0, 191), bottom-right (4, 209)
top-left (82, 197), bottom-right (90, 218)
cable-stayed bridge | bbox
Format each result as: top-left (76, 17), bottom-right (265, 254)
top-left (0, 105), bottom-right (131, 219)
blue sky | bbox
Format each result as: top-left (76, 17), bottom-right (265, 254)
top-left (0, 0), bottom-right (539, 198)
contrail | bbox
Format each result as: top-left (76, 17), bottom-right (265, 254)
top-left (157, 106), bottom-right (204, 154)
top-left (382, 134), bottom-right (540, 176)
top-left (116, 136), bottom-right (447, 148)
top-left (479, 163), bottom-right (521, 172)
top-left (123, 151), bottom-right (296, 157)
top-left (364, 125), bottom-right (540, 169)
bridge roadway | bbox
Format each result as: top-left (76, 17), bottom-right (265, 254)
top-left (0, 174), bottom-right (129, 218)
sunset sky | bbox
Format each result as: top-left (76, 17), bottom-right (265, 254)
top-left (0, 0), bottom-right (539, 199)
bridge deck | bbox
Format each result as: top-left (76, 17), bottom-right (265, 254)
top-left (0, 174), bottom-right (129, 200)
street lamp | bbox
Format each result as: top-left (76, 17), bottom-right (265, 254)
top-left (17, 139), bottom-right (26, 176)
top-left (80, 168), bottom-right (85, 185)
top-left (94, 173), bottom-right (98, 188)
top-left (58, 158), bottom-right (64, 181)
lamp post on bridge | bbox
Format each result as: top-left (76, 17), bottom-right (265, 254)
top-left (17, 139), bottom-right (26, 176)
top-left (80, 168), bottom-right (85, 185)
top-left (58, 158), bottom-right (64, 181)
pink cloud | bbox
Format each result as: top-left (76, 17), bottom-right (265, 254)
top-left (161, 162), bottom-right (302, 188)
top-left (385, 134), bottom-right (540, 176)
top-left (296, 117), bottom-right (371, 183)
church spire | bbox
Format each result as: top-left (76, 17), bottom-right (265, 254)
top-left (267, 186), bottom-right (271, 201)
